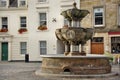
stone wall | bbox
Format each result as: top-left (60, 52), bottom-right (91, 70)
top-left (80, 0), bottom-right (120, 32)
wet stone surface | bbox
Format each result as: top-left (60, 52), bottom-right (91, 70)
top-left (0, 62), bottom-right (120, 80)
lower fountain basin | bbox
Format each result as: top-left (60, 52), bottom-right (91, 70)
top-left (39, 54), bottom-right (111, 75)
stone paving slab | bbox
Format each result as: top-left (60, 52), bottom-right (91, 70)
top-left (0, 62), bottom-right (120, 80)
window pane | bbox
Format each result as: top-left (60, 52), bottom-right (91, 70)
top-left (40, 41), bottom-right (46, 47)
top-left (111, 37), bottom-right (120, 53)
top-left (39, 13), bottom-right (47, 26)
top-left (2, 17), bottom-right (7, 28)
top-left (20, 17), bottom-right (26, 27)
top-left (20, 42), bottom-right (27, 54)
top-left (9, 0), bottom-right (17, 7)
top-left (95, 17), bottom-right (103, 25)
top-left (95, 13), bottom-right (102, 16)
top-left (64, 19), bottom-right (69, 25)
top-left (40, 21), bottom-right (46, 25)
top-left (40, 48), bottom-right (46, 55)
top-left (40, 41), bottom-right (47, 55)
top-left (0, 0), bottom-right (7, 7)
top-left (40, 13), bottom-right (46, 20)
top-left (20, 0), bottom-right (26, 6)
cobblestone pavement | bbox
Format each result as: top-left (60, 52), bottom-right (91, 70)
top-left (0, 62), bottom-right (120, 80)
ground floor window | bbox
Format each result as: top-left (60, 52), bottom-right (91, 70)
top-left (39, 41), bottom-right (47, 55)
top-left (111, 37), bottom-right (120, 53)
top-left (20, 42), bottom-right (27, 54)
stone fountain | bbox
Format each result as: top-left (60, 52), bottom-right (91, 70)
top-left (36, 3), bottom-right (115, 78)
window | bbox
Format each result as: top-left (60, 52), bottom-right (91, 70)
top-left (0, 0), bottom-right (7, 7)
top-left (39, 13), bottom-right (47, 26)
top-left (94, 7), bottom-right (104, 27)
top-left (20, 42), bottom-right (27, 54)
top-left (38, 0), bottom-right (47, 3)
top-left (118, 5), bottom-right (120, 26)
top-left (111, 37), bottom-right (120, 53)
top-left (1, 17), bottom-right (8, 29)
top-left (92, 37), bottom-right (103, 43)
top-left (9, 0), bottom-right (17, 7)
top-left (19, 0), bottom-right (26, 7)
top-left (64, 18), bottom-right (69, 26)
top-left (40, 41), bottom-right (47, 55)
top-left (20, 17), bottom-right (26, 28)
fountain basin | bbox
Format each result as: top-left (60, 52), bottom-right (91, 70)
top-left (39, 54), bottom-right (111, 75)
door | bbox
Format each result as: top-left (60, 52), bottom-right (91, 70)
top-left (91, 43), bottom-right (104, 54)
top-left (91, 37), bottom-right (104, 54)
top-left (1, 42), bottom-right (8, 61)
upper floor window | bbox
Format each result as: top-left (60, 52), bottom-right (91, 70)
top-left (0, 0), bottom-right (7, 7)
top-left (40, 41), bottom-right (47, 55)
top-left (19, 0), bottom-right (26, 7)
top-left (0, 0), bottom-right (27, 8)
top-left (20, 16), bottom-right (26, 28)
top-left (9, 0), bottom-right (18, 7)
top-left (94, 7), bottom-right (104, 27)
top-left (39, 13), bottom-right (47, 26)
top-left (1, 17), bottom-right (8, 29)
top-left (20, 42), bottom-right (27, 54)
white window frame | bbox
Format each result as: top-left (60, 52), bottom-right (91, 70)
top-left (1, 17), bottom-right (8, 29)
top-left (0, 0), bottom-right (7, 7)
top-left (20, 42), bottom-right (27, 54)
top-left (39, 13), bottom-right (47, 26)
top-left (20, 16), bottom-right (27, 28)
top-left (39, 41), bottom-right (47, 55)
top-left (93, 7), bottom-right (105, 27)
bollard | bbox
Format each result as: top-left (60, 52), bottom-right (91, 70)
top-left (25, 54), bottom-right (29, 62)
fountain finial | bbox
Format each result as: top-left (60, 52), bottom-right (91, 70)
top-left (73, 2), bottom-right (77, 9)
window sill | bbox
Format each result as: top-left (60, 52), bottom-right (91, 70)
top-left (36, 29), bottom-right (49, 32)
top-left (94, 25), bottom-right (105, 28)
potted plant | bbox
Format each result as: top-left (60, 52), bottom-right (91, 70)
top-left (0, 27), bottom-right (8, 32)
top-left (38, 25), bottom-right (47, 31)
top-left (18, 28), bottom-right (27, 34)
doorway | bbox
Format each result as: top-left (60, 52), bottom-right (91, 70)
top-left (91, 37), bottom-right (104, 54)
top-left (1, 42), bottom-right (8, 61)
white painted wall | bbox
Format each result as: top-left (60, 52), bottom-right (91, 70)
top-left (28, 0), bottom-right (80, 61)
top-left (0, 9), bottom-right (28, 61)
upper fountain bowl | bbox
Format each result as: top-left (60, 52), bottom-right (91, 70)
top-left (61, 2), bottom-right (89, 22)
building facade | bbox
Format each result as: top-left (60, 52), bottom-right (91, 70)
top-left (0, 0), bottom-right (28, 61)
top-left (80, 0), bottom-right (120, 60)
top-left (28, 0), bottom-right (80, 61)
top-left (1, 0), bottom-right (119, 62)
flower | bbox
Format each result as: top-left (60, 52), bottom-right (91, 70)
top-left (38, 25), bottom-right (47, 30)
top-left (0, 28), bottom-right (8, 32)
top-left (18, 28), bottom-right (27, 34)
